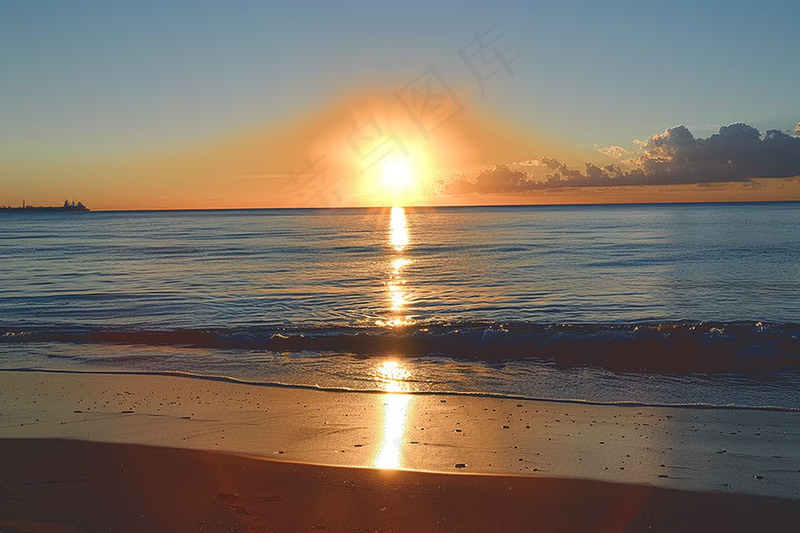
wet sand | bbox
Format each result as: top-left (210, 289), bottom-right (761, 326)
top-left (1, 370), bottom-right (799, 531)
top-left (2, 438), bottom-right (799, 533)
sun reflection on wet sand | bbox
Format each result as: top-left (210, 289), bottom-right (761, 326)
top-left (373, 361), bottom-right (412, 470)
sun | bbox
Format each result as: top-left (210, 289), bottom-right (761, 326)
top-left (382, 157), bottom-right (413, 192)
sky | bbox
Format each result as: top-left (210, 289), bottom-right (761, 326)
top-left (1, 0), bottom-right (799, 209)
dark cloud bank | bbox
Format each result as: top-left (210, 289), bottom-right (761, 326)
top-left (444, 123), bottom-right (800, 194)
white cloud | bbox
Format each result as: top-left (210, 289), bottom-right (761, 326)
top-left (598, 145), bottom-right (630, 158)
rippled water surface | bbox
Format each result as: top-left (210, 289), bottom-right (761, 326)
top-left (3, 203), bottom-right (799, 327)
top-left (2, 203), bottom-right (800, 409)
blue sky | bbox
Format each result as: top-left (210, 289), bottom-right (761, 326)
top-left (2, 0), bottom-right (798, 157)
top-left (1, 1), bottom-right (799, 209)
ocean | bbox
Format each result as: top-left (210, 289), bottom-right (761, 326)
top-left (2, 203), bottom-right (799, 409)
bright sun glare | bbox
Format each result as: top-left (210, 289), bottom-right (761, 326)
top-left (382, 157), bottom-right (413, 192)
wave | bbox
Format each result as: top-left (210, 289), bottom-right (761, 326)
top-left (3, 321), bottom-right (800, 374)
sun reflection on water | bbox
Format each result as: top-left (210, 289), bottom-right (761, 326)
top-left (377, 207), bottom-right (415, 328)
top-left (376, 360), bottom-right (412, 391)
top-left (374, 360), bottom-right (412, 470)
top-left (392, 257), bottom-right (412, 273)
top-left (390, 206), bottom-right (408, 251)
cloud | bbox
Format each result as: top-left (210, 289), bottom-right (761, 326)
top-left (443, 164), bottom-right (532, 194)
top-left (443, 123), bottom-right (800, 194)
top-left (599, 145), bottom-right (630, 158)
top-left (511, 158), bottom-right (543, 167)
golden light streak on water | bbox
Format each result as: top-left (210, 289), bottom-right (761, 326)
top-left (377, 207), bottom-right (415, 327)
top-left (390, 206), bottom-right (408, 251)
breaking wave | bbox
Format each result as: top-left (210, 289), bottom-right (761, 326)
top-left (4, 321), bottom-right (799, 374)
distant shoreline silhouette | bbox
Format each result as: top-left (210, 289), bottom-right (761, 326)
top-left (1, 200), bottom-right (89, 212)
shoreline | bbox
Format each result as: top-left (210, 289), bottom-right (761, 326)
top-left (2, 370), bottom-right (799, 500)
top-left (4, 366), bottom-right (798, 413)
top-left (2, 369), bottom-right (799, 531)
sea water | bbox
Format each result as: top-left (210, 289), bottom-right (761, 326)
top-left (2, 203), bottom-right (799, 408)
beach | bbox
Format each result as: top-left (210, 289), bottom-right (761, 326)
top-left (3, 204), bottom-right (800, 531)
top-left (2, 370), bottom-right (799, 531)
top-left (4, 0), bottom-right (800, 528)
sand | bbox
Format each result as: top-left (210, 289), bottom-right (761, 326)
top-left (3, 438), bottom-right (799, 533)
top-left (1, 369), bottom-right (800, 531)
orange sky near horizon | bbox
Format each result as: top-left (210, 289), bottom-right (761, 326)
top-left (0, 90), bottom-right (576, 210)
top-left (2, 90), bottom-right (799, 210)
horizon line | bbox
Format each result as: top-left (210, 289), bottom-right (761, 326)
top-left (4, 198), bottom-right (799, 214)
